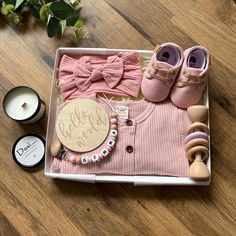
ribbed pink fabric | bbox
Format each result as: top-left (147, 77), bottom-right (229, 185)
top-left (58, 52), bottom-right (142, 100)
top-left (51, 94), bottom-right (191, 176)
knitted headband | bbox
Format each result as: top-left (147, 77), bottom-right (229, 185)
top-left (58, 52), bottom-right (142, 100)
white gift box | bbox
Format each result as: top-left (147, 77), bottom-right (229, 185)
top-left (45, 48), bottom-right (211, 186)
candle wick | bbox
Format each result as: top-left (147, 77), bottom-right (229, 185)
top-left (21, 102), bottom-right (27, 108)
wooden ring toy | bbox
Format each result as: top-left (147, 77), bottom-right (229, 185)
top-left (187, 122), bottom-right (209, 135)
top-left (185, 138), bottom-right (209, 152)
top-left (184, 131), bottom-right (209, 145)
top-left (50, 138), bottom-right (62, 156)
top-left (186, 145), bottom-right (209, 162)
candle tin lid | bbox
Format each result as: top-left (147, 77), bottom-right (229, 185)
top-left (12, 134), bottom-right (45, 169)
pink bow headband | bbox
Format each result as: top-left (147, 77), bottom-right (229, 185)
top-left (58, 52), bottom-right (142, 99)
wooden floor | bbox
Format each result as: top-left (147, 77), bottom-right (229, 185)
top-left (0, 0), bottom-right (236, 235)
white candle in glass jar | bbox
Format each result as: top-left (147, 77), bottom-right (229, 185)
top-left (3, 86), bottom-right (45, 124)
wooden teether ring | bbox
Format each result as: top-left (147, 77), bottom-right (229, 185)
top-left (187, 122), bottom-right (209, 135)
top-left (185, 138), bottom-right (209, 152)
top-left (186, 145), bottom-right (209, 162)
top-left (50, 138), bottom-right (62, 156)
top-left (184, 131), bottom-right (209, 145)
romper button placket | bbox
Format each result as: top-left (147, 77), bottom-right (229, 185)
top-left (126, 145), bottom-right (133, 153)
top-left (126, 119), bottom-right (133, 126)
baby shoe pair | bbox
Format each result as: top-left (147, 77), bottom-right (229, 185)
top-left (141, 43), bottom-right (210, 108)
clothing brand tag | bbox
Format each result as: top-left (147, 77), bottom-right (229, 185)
top-left (115, 106), bottom-right (129, 119)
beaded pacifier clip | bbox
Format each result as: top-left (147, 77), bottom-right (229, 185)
top-left (50, 95), bottom-right (118, 165)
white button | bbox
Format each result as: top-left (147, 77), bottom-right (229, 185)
top-left (81, 156), bottom-right (89, 164)
top-left (110, 129), bottom-right (118, 137)
top-left (91, 154), bottom-right (100, 163)
top-left (101, 148), bottom-right (110, 157)
top-left (107, 139), bottom-right (116, 148)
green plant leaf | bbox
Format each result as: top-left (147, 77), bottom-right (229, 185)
top-left (7, 12), bottom-right (21, 23)
top-left (69, 0), bottom-right (80, 7)
top-left (1, 4), bottom-right (14, 15)
top-left (14, 0), bottom-right (24, 10)
top-left (28, 0), bottom-right (39, 5)
top-left (0, 0), bottom-right (85, 42)
top-left (66, 15), bottom-right (78, 26)
top-left (29, 4), bottom-right (41, 18)
top-left (50, 1), bottom-right (74, 20)
top-left (74, 28), bottom-right (83, 43)
top-left (39, 5), bottom-right (47, 21)
top-left (74, 17), bottom-right (84, 28)
top-left (4, 0), bottom-right (16, 5)
top-left (44, 2), bottom-right (52, 14)
top-left (47, 15), bottom-right (61, 37)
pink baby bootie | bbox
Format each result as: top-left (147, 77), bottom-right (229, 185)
top-left (141, 42), bottom-right (184, 102)
top-left (170, 46), bottom-right (210, 109)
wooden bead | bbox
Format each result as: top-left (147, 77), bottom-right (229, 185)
top-left (187, 105), bottom-right (208, 123)
top-left (111, 112), bottom-right (117, 118)
top-left (111, 124), bottom-right (118, 130)
top-left (188, 160), bottom-right (210, 179)
top-left (185, 138), bottom-right (209, 152)
top-left (187, 122), bottom-right (209, 135)
top-left (50, 138), bottom-right (61, 156)
top-left (186, 145), bottom-right (209, 162)
top-left (75, 155), bottom-right (81, 163)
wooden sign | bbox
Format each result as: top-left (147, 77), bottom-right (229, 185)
top-left (56, 99), bottom-right (109, 152)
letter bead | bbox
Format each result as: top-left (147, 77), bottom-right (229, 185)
top-left (81, 156), bottom-right (89, 164)
top-left (101, 148), bottom-right (110, 157)
top-left (110, 129), bottom-right (118, 137)
top-left (107, 139), bottom-right (116, 148)
top-left (92, 154), bottom-right (100, 163)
